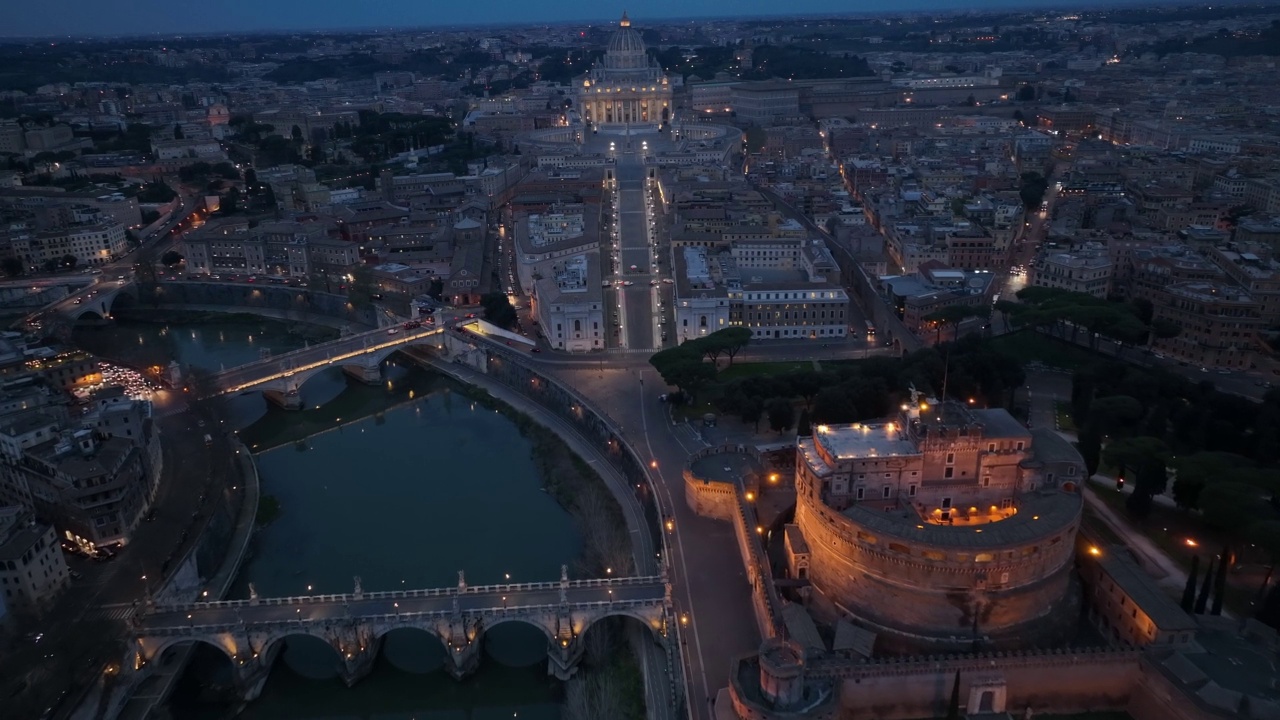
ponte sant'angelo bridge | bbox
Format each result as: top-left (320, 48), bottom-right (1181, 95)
top-left (130, 569), bottom-right (672, 702)
top-left (208, 323), bottom-right (446, 408)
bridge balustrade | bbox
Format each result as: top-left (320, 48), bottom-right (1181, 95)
top-left (153, 575), bottom-right (665, 614)
top-left (139, 597), bottom-right (664, 634)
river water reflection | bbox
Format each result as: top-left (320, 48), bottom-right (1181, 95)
top-left (80, 319), bottom-right (578, 719)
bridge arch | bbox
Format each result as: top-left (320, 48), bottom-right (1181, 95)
top-left (137, 633), bottom-right (240, 670)
top-left (480, 614), bottom-right (559, 645)
top-left (259, 629), bottom-right (347, 680)
top-left (583, 607), bottom-right (670, 646)
top-left (375, 625), bottom-right (450, 674)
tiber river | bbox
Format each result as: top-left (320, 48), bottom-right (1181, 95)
top-left (76, 318), bottom-right (583, 719)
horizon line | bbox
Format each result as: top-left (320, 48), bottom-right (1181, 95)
top-left (0, 0), bottom-right (1242, 42)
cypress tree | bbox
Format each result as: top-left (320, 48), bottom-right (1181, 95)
top-left (1211, 546), bottom-right (1230, 616)
top-left (1194, 557), bottom-right (1215, 614)
top-left (946, 670), bottom-right (961, 720)
top-left (1180, 555), bottom-right (1200, 613)
top-left (796, 408), bottom-right (812, 437)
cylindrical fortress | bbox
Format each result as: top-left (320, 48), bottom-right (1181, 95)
top-left (788, 402), bottom-right (1085, 651)
top-left (794, 483), bottom-right (1080, 646)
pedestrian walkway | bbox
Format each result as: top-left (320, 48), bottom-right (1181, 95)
top-left (86, 603), bottom-right (138, 622)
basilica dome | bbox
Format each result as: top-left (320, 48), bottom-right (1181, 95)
top-left (603, 11), bottom-right (648, 71)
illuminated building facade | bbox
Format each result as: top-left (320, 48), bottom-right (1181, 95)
top-left (577, 12), bottom-right (672, 127)
top-left (788, 394), bottom-right (1085, 651)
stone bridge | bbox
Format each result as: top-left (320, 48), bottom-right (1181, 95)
top-left (35, 277), bottom-right (138, 324)
top-left (130, 569), bottom-right (672, 702)
top-left (210, 324), bottom-right (446, 408)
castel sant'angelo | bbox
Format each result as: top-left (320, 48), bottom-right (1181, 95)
top-left (788, 391), bottom-right (1085, 651)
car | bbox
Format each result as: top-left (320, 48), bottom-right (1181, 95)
top-left (662, 278), bottom-right (674, 284)
top-left (530, 348), bottom-right (541, 353)
top-left (387, 328), bottom-right (399, 335)
top-left (72, 298), bottom-right (81, 304)
top-left (629, 264), bottom-right (638, 271)
top-left (1200, 367), bottom-right (1209, 373)
top-left (623, 281), bottom-right (634, 286)
top-left (649, 280), bottom-right (659, 286)
top-left (403, 321), bottom-right (421, 330)
top-left (1217, 369), bottom-right (1231, 375)
top-left (465, 313), bottom-right (477, 319)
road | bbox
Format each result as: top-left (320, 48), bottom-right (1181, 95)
top-left (139, 577), bottom-right (665, 632)
top-left (551, 362), bottom-right (763, 720)
top-left (615, 151), bottom-right (660, 351)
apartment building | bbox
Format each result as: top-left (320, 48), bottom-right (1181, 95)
top-left (0, 505), bottom-right (69, 614)
top-left (1030, 250), bottom-right (1114, 298)
top-left (1149, 281), bottom-right (1262, 370)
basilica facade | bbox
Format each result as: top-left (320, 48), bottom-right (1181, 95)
top-left (577, 12), bottom-right (672, 127)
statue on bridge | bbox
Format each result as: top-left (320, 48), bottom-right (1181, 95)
top-left (353, 575), bottom-right (363, 598)
top-left (457, 570), bottom-right (466, 592)
top-left (560, 564), bottom-right (569, 605)
top-left (249, 582), bottom-right (259, 605)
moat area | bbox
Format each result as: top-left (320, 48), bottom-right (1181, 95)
top-left (78, 318), bottom-right (584, 719)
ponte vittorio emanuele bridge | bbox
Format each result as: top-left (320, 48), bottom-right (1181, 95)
top-left (130, 568), bottom-right (672, 702)
top-left (208, 323), bottom-right (447, 408)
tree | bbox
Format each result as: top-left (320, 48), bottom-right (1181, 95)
top-left (789, 371), bottom-right (830, 411)
top-left (796, 408), bottom-right (812, 437)
top-left (1211, 546), bottom-right (1229, 615)
top-left (479, 292), bottom-right (517, 329)
top-left (717, 326), bottom-right (752, 365)
top-left (766, 398), bottom-right (794, 434)
top-left (1089, 395), bottom-right (1144, 437)
top-left (1077, 424), bottom-right (1102, 478)
top-left (1194, 557), bottom-right (1214, 613)
top-left (1019, 171), bottom-right (1049, 211)
top-left (946, 671), bottom-right (961, 720)
top-left (346, 264), bottom-right (376, 310)
top-left (1171, 452), bottom-right (1253, 510)
top-left (650, 347), bottom-right (716, 405)
top-left (291, 124), bottom-right (304, 145)
top-left (1180, 555), bottom-right (1200, 613)
top-left (1, 256), bottom-right (22, 277)
top-left (1200, 481), bottom-right (1268, 534)
top-left (220, 186), bottom-right (241, 215)
top-left (1248, 520), bottom-right (1280, 601)
top-left (160, 250), bottom-right (184, 267)
top-left (60, 254), bottom-right (77, 269)
top-left (1016, 84), bottom-right (1036, 101)
top-left (173, 123), bottom-right (183, 140)
top-left (740, 397), bottom-right (764, 432)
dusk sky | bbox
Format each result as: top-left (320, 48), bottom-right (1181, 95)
top-left (2, 0), bottom-right (1114, 38)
